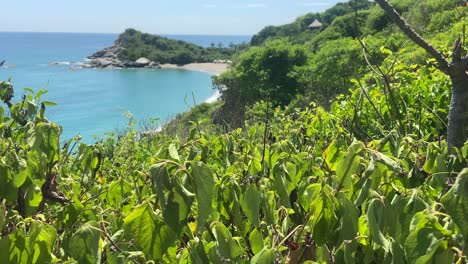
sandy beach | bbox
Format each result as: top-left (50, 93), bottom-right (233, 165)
top-left (160, 62), bottom-right (229, 75)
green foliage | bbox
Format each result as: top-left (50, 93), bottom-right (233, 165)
top-left (1, 51), bottom-right (468, 263)
top-left (123, 202), bottom-right (176, 260)
top-left (117, 28), bottom-right (246, 65)
top-left (250, 0), bottom-right (374, 46)
top-left (214, 39), bottom-right (310, 126)
top-left (1, 1), bottom-right (467, 263)
top-left (0, 218), bottom-right (57, 264)
top-left (163, 101), bottom-right (222, 139)
top-left (243, 0), bottom-right (465, 115)
top-left (299, 37), bottom-right (366, 105)
top-left (67, 221), bottom-right (101, 264)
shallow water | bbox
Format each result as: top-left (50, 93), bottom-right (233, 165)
top-left (0, 32), bottom-right (248, 141)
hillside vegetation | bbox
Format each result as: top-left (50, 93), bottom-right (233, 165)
top-left (213, 0), bottom-right (467, 127)
top-left (1, 0), bottom-right (468, 263)
top-left (116, 29), bottom-right (247, 65)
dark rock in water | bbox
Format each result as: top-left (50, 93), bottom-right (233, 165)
top-left (0, 60), bottom-right (5, 67)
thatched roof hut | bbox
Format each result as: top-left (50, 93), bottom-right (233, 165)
top-left (308, 19), bottom-right (323, 29)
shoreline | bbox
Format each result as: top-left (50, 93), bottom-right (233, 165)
top-left (159, 63), bottom-right (229, 75)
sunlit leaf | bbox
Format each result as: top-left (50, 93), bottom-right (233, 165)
top-left (68, 221), bottom-right (101, 264)
top-left (191, 162), bottom-right (214, 232)
top-left (240, 185), bottom-right (261, 227)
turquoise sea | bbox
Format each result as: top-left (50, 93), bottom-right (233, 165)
top-left (0, 32), bottom-right (250, 141)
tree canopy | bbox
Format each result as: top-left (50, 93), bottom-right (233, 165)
top-left (213, 39), bottom-right (310, 126)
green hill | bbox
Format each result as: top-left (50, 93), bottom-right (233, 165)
top-left (115, 28), bottom-right (245, 65)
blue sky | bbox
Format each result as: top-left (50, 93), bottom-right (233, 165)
top-left (2, 0), bottom-right (344, 35)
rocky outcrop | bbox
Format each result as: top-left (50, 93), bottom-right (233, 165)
top-left (88, 44), bottom-right (121, 60)
top-left (84, 44), bottom-right (160, 69)
top-left (85, 44), bottom-right (124, 68)
top-left (48, 43), bottom-right (163, 70)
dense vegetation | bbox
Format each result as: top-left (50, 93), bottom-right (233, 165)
top-left (214, 0), bottom-right (467, 127)
top-left (1, 55), bottom-right (467, 263)
top-left (250, 0), bottom-right (374, 46)
top-left (116, 29), bottom-right (248, 65)
top-left (213, 40), bottom-right (311, 127)
top-left (1, 0), bottom-right (468, 263)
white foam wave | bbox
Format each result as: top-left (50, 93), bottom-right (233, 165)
top-left (49, 61), bottom-right (71, 66)
top-left (205, 90), bottom-right (220, 103)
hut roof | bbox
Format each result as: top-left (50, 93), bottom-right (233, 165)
top-left (308, 19), bottom-right (323, 29)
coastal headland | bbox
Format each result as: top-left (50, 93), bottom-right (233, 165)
top-left (78, 29), bottom-right (236, 75)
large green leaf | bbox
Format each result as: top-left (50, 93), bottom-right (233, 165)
top-left (107, 180), bottom-right (132, 208)
top-left (0, 165), bottom-right (18, 202)
top-left (211, 222), bottom-right (243, 261)
top-left (0, 204), bottom-right (5, 231)
top-left (323, 140), bottom-right (343, 171)
top-left (168, 143), bottom-right (180, 161)
top-left (68, 221), bottom-right (101, 264)
top-left (123, 202), bottom-right (176, 260)
top-left (404, 212), bottom-right (452, 264)
top-left (272, 164), bottom-right (291, 208)
top-left (354, 159), bottom-right (376, 206)
top-left (251, 247), bottom-right (276, 264)
top-left (163, 185), bottom-right (194, 233)
top-left (240, 185), bottom-right (261, 227)
top-left (370, 150), bottom-right (404, 175)
top-left (5, 220), bottom-right (57, 264)
top-left (191, 162), bottom-right (214, 232)
top-left (0, 236), bottom-right (9, 264)
top-left (29, 221), bottom-right (57, 264)
top-left (366, 199), bottom-right (390, 251)
top-left (309, 192), bottom-right (337, 246)
top-left (441, 169), bottom-right (468, 239)
top-left (336, 194), bottom-right (359, 242)
top-left (24, 183), bottom-right (43, 216)
top-left (13, 159), bottom-right (28, 188)
top-left (189, 240), bottom-right (210, 264)
top-left (336, 141), bottom-right (364, 197)
top-left (249, 228), bottom-right (264, 255)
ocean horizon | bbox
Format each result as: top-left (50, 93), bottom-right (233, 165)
top-left (0, 32), bottom-right (250, 141)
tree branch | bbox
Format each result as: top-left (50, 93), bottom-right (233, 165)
top-left (374, 0), bottom-right (451, 73)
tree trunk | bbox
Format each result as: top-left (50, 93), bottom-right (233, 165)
top-left (374, 0), bottom-right (468, 150)
top-left (448, 70), bottom-right (468, 150)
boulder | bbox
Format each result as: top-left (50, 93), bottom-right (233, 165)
top-left (89, 58), bottom-right (125, 68)
top-left (135, 57), bottom-right (151, 67)
top-left (147, 61), bottom-right (160, 68)
top-left (91, 58), bottom-right (114, 68)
